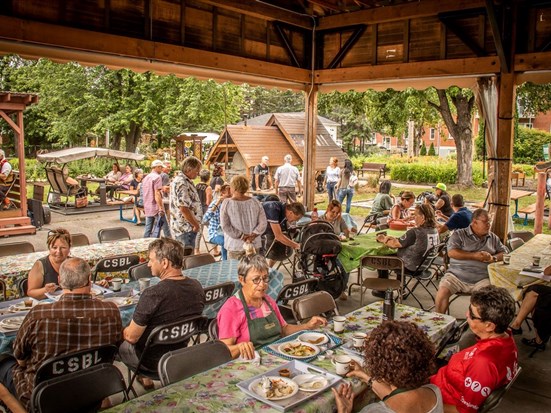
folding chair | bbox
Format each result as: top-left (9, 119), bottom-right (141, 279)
top-left (0, 241), bottom-right (35, 257)
top-left (157, 340), bottom-right (232, 387)
top-left (434, 320), bottom-right (468, 361)
top-left (507, 230), bottom-right (534, 243)
top-left (128, 262), bottom-right (153, 281)
top-left (375, 216), bottom-right (389, 231)
top-left (200, 281), bottom-right (235, 342)
top-left (97, 227), bottom-right (131, 243)
top-left (183, 253), bottom-right (215, 269)
top-left (17, 278), bottom-right (28, 298)
top-left (124, 315), bottom-right (208, 397)
top-left (0, 279), bottom-right (6, 301)
top-left (276, 278), bottom-right (319, 323)
top-left (208, 318), bottom-right (219, 340)
top-left (70, 233), bottom-right (90, 247)
top-left (478, 366), bottom-right (522, 413)
top-left (91, 254), bottom-right (140, 283)
top-left (352, 255), bottom-right (404, 306)
top-left (30, 364), bottom-right (128, 413)
top-left (507, 237), bottom-right (524, 251)
top-left (358, 212), bottom-right (383, 234)
top-left (291, 291), bottom-right (339, 324)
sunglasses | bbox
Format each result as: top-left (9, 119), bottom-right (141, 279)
top-left (468, 305), bottom-right (484, 321)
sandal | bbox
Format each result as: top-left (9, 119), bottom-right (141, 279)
top-left (521, 337), bottom-right (546, 351)
top-left (510, 326), bottom-right (523, 335)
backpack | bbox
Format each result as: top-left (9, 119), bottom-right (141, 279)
top-left (349, 174), bottom-right (358, 188)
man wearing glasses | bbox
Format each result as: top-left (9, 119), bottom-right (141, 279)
top-left (434, 209), bottom-right (507, 314)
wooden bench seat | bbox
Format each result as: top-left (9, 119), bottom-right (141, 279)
top-left (518, 203), bottom-right (537, 225)
top-left (358, 162), bottom-right (386, 180)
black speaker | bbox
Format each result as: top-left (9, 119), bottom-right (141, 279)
top-left (27, 198), bottom-right (44, 228)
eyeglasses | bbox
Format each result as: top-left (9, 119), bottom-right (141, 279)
top-left (474, 219), bottom-right (491, 226)
top-left (468, 305), bottom-right (484, 321)
top-left (250, 276), bottom-right (270, 285)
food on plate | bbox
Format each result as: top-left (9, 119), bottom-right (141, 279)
top-left (278, 368), bottom-right (291, 378)
top-left (305, 336), bottom-right (325, 344)
top-left (24, 299), bottom-right (33, 308)
top-left (280, 342), bottom-right (316, 357)
top-left (257, 376), bottom-right (296, 400)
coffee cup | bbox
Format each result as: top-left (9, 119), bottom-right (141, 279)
top-left (333, 316), bottom-right (346, 333)
top-left (503, 254), bottom-right (511, 265)
top-left (352, 332), bottom-right (367, 348)
top-left (331, 355), bottom-right (352, 376)
top-left (110, 278), bottom-right (123, 292)
top-left (138, 277), bottom-right (151, 292)
top-left (532, 255), bottom-right (541, 267)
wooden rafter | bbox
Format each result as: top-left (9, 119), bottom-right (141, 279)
top-left (273, 23), bottom-right (302, 68)
top-left (439, 15), bottom-right (487, 57)
top-left (326, 24), bottom-right (367, 69)
top-left (485, 0), bottom-right (509, 73)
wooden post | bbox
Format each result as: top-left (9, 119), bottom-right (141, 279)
top-left (535, 172), bottom-right (546, 234)
top-left (17, 111), bottom-right (28, 218)
top-left (303, 86), bottom-right (318, 211)
top-left (493, 72), bottom-right (516, 241)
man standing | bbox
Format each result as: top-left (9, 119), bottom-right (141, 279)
top-left (251, 156), bottom-right (272, 191)
top-left (0, 258), bottom-right (122, 409)
top-left (274, 154), bottom-right (302, 203)
top-left (169, 156), bottom-right (203, 250)
top-left (437, 194), bottom-right (473, 234)
top-left (142, 160), bottom-right (169, 238)
top-left (434, 209), bottom-right (508, 314)
top-left (119, 238), bottom-right (205, 388)
top-left (262, 201), bottom-right (305, 266)
top-left (0, 149), bottom-right (13, 206)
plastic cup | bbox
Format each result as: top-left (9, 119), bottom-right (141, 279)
top-left (533, 256), bottom-right (541, 266)
top-left (110, 278), bottom-right (123, 292)
top-left (333, 316), bottom-right (346, 333)
top-left (138, 277), bottom-right (151, 292)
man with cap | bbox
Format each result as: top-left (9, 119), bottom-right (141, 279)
top-left (426, 182), bottom-right (454, 218)
top-left (252, 156), bottom-right (272, 192)
top-left (142, 160), bottom-right (169, 238)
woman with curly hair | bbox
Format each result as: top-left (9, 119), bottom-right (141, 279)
top-left (333, 320), bottom-right (442, 413)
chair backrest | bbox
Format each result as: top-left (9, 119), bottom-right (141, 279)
top-left (276, 278), bottom-right (319, 305)
top-left (91, 254), bottom-right (140, 282)
top-left (478, 366), bottom-right (522, 413)
top-left (45, 166), bottom-right (63, 195)
top-left (30, 363), bottom-right (127, 413)
top-left (48, 166), bottom-right (74, 196)
top-left (507, 231), bottom-right (534, 242)
top-left (18, 278), bottom-right (28, 297)
top-left (97, 227), bottom-right (131, 243)
top-left (208, 318), bottom-right (218, 340)
top-left (292, 291), bottom-right (338, 323)
top-left (375, 216), bottom-right (389, 231)
top-left (128, 262), bottom-right (153, 281)
top-left (183, 245), bottom-right (194, 256)
top-left (183, 253), bottom-right (215, 269)
top-left (408, 242), bottom-right (444, 276)
top-left (203, 282), bottom-right (235, 306)
top-left (34, 345), bottom-right (118, 385)
top-left (434, 321), bottom-right (468, 359)
top-left (70, 233), bottom-right (90, 247)
top-left (145, 315), bottom-right (209, 349)
top-left (157, 340), bottom-right (232, 387)
top-left (0, 279), bottom-right (6, 301)
top-left (361, 255), bottom-right (404, 273)
top-left (0, 241), bottom-right (35, 257)
top-left (507, 237), bottom-right (524, 251)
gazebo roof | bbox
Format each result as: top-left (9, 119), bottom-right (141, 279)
top-left (0, 92), bottom-right (39, 114)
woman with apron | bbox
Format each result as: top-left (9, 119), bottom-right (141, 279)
top-left (217, 254), bottom-right (327, 359)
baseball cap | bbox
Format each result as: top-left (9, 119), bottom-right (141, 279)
top-left (433, 183), bottom-right (447, 191)
top-left (151, 160), bottom-right (164, 168)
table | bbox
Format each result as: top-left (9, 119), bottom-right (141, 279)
top-left (0, 238), bottom-right (153, 298)
top-left (77, 176), bottom-right (108, 206)
top-left (298, 211), bottom-right (358, 231)
top-left (338, 230), bottom-right (403, 273)
top-left (105, 302), bottom-right (455, 413)
top-left (510, 189), bottom-right (534, 219)
top-left (488, 234), bottom-right (551, 300)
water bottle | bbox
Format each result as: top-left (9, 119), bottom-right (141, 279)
top-left (383, 288), bottom-right (395, 321)
top-left (311, 208), bottom-right (318, 221)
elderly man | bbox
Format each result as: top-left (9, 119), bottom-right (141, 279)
top-left (0, 258), bottom-right (122, 409)
top-left (0, 149), bottom-right (13, 207)
top-left (274, 154), bottom-right (302, 203)
top-left (169, 156), bottom-right (203, 250)
top-left (119, 238), bottom-right (205, 388)
top-left (437, 194), bottom-right (473, 234)
top-left (252, 156), bottom-right (272, 191)
top-left (434, 209), bottom-right (507, 314)
top-left (142, 159), bottom-right (169, 238)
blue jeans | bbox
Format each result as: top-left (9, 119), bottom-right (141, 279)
top-left (338, 188), bottom-right (354, 213)
top-left (209, 234), bottom-right (227, 260)
top-left (144, 215), bottom-right (171, 238)
top-left (176, 231), bottom-right (198, 248)
top-left (326, 181), bottom-right (337, 202)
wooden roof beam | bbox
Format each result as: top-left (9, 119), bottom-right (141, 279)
top-left (439, 16), bottom-right (487, 57)
top-left (485, 0), bottom-right (509, 73)
top-left (327, 25), bottom-right (367, 69)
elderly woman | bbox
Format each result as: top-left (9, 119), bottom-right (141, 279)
top-left (27, 228), bottom-right (72, 299)
top-left (217, 254), bottom-right (327, 359)
top-left (377, 204), bottom-right (439, 273)
top-left (220, 175), bottom-right (267, 260)
top-left (390, 191), bottom-right (415, 222)
top-left (324, 157), bottom-right (341, 202)
top-left (371, 180), bottom-right (394, 215)
top-left (333, 320), bottom-right (442, 413)
top-left (431, 286), bottom-right (517, 413)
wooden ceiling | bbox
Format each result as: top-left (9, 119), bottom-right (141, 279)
top-left (0, 1), bottom-right (550, 90)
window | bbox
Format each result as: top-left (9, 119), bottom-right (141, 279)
top-left (429, 128), bottom-right (435, 140)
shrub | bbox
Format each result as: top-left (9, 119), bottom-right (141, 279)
top-left (428, 143), bottom-right (436, 156)
top-left (420, 142), bottom-right (427, 156)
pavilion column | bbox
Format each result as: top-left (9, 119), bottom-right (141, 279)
top-left (493, 72), bottom-right (516, 240)
top-left (303, 85), bottom-right (318, 211)
top-left (16, 111), bottom-right (28, 217)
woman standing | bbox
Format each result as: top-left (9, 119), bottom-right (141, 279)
top-left (337, 159), bottom-right (357, 214)
top-left (324, 157), bottom-right (340, 202)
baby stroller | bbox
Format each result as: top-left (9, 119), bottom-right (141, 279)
top-left (293, 221), bottom-right (346, 299)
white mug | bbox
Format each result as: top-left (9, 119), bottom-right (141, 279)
top-left (138, 277), bottom-right (151, 292)
top-left (110, 278), bottom-right (123, 292)
top-left (331, 355), bottom-right (352, 376)
top-left (333, 316), bottom-right (346, 333)
top-left (503, 254), bottom-right (511, 265)
top-left (352, 332), bottom-right (367, 348)
top-left (533, 256), bottom-right (541, 266)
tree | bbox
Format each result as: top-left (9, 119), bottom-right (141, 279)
top-left (420, 142), bottom-right (427, 156)
top-left (428, 142), bottom-right (436, 156)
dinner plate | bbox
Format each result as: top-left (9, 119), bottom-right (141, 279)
top-left (278, 341), bottom-right (320, 359)
top-left (249, 376), bottom-right (299, 401)
top-left (102, 296), bottom-right (137, 308)
top-left (297, 332), bottom-right (329, 346)
top-left (0, 316), bottom-right (25, 330)
top-left (45, 289), bottom-right (63, 301)
top-left (292, 374), bottom-right (328, 392)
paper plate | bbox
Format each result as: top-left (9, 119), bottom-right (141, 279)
top-left (102, 296), bottom-right (136, 308)
top-left (292, 374), bottom-right (328, 392)
top-left (249, 376), bottom-right (299, 401)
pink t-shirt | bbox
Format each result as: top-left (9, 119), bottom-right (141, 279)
top-left (141, 171), bottom-right (162, 217)
top-left (217, 295), bottom-right (287, 344)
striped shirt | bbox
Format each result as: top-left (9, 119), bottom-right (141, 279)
top-left (13, 294), bottom-right (122, 408)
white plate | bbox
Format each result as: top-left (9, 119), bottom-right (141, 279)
top-left (8, 299), bottom-right (37, 313)
top-left (297, 332), bottom-right (329, 346)
top-left (102, 297), bottom-right (137, 308)
top-left (278, 341), bottom-right (320, 359)
top-left (0, 316), bottom-right (25, 330)
top-left (292, 374), bottom-right (328, 392)
top-left (249, 376), bottom-right (299, 401)
top-left (45, 289), bottom-right (63, 301)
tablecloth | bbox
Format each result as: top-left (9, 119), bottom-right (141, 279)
top-left (338, 230), bottom-right (403, 273)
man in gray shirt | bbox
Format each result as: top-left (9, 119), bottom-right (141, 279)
top-left (434, 209), bottom-right (507, 314)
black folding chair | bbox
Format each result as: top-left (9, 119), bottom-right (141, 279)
top-left (97, 227), bottom-right (131, 243)
top-left (17, 277), bottom-right (28, 298)
top-left (183, 253), bottom-right (216, 269)
top-left (91, 254), bottom-right (140, 283)
top-left (291, 291), bottom-right (339, 324)
top-left (359, 212), bottom-right (383, 234)
top-left (276, 278), bottom-right (319, 323)
top-left (128, 262), bottom-right (153, 281)
top-left (478, 366), bottom-right (522, 413)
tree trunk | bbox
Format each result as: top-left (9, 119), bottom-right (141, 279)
top-left (111, 132), bottom-right (122, 150)
top-left (413, 123), bottom-right (424, 157)
top-left (125, 121), bottom-right (141, 153)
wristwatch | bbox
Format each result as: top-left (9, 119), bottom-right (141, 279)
top-left (493, 256), bottom-right (498, 262)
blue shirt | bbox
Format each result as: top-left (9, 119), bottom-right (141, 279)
top-left (445, 207), bottom-right (472, 231)
top-left (203, 199), bottom-right (222, 242)
top-left (263, 201), bottom-right (287, 236)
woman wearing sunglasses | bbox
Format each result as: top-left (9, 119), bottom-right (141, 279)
top-left (217, 254), bottom-right (327, 359)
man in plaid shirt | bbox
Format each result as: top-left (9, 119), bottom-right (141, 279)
top-left (0, 257), bottom-right (122, 409)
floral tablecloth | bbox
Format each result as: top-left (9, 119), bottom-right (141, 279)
top-left (105, 303), bottom-right (455, 413)
top-left (0, 238), bottom-right (152, 298)
top-left (338, 230), bottom-right (403, 273)
top-left (488, 234), bottom-right (551, 300)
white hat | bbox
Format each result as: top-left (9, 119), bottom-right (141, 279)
top-left (151, 160), bottom-right (164, 168)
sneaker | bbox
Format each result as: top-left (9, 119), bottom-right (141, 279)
top-left (339, 292), bottom-right (348, 301)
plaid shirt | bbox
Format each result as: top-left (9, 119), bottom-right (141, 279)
top-left (13, 294), bottom-right (122, 409)
top-left (202, 199), bottom-right (223, 241)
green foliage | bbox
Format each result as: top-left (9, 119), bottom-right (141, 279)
top-left (420, 142), bottom-right (427, 156)
top-left (390, 161), bottom-right (483, 186)
top-left (517, 82), bottom-right (551, 115)
top-left (428, 142), bottom-right (436, 156)
top-left (514, 126), bottom-right (551, 164)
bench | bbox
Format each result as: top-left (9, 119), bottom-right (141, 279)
top-left (518, 203), bottom-right (537, 226)
top-left (358, 162), bottom-right (386, 180)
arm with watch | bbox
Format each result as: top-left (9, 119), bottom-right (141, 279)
top-left (448, 248), bottom-right (503, 263)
